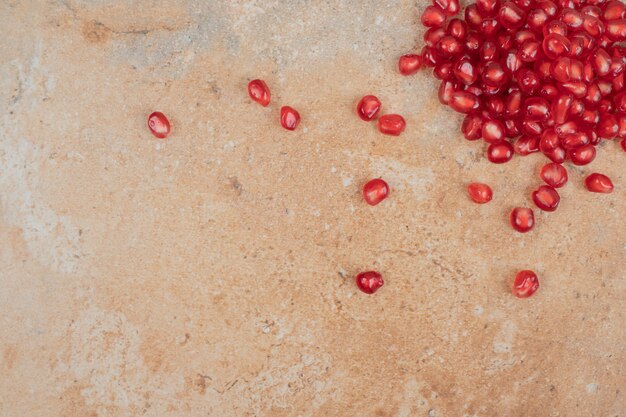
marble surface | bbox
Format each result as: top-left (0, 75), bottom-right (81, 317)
top-left (1, 1), bottom-right (624, 416)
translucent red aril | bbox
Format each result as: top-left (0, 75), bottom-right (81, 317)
top-left (592, 48), bottom-right (611, 76)
top-left (514, 135), bottom-right (540, 155)
top-left (585, 173), bottom-right (614, 193)
top-left (436, 0), bottom-right (461, 16)
top-left (467, 182), bottom-right (493, 203)
top-left (147, 112), bottom-right (170, 139)
top-left (519, 40), bottom-right (541, 61)
top-left (378, 114), bottom-right (406, 136)
top-left (527, 8), bottom-right (549, 32)
top-left (247, 79), bottom-right (271, 106)
top-left (499, 2), bottom-right (527, 29)
top-left (480, 41), bottom-right (499, 61)
top-left (487, 141), bottom-right (514, 163)
top-left (454, 59), bottom-right (478, 84)
top-left (437, 36), bottom-right (464, 57)
top-left (424, 27), bottom-right (446, 47)
top-left (449, 91), bottom-right (481, 113)
top-left (513, 270), bottom-right (539, 298)
top-left (477, 0), bottom-right (501, 17)
top-left (597, 114), bottom-right (618, 138)
top-left (357, 95), bottom-right (382, 121)
top-left (363, 178), bottom-right (390, 205)
top-left (524, 97), bottom-right (550, 120)
top-left (569, 144), bottom-right (596, 165)
top-left (532, 185), bottom-right (560, 211)
top-left (516, 68), bottom-right (540, 94)
top-left (482, 119), bottom-right (506, 142)
top-left (560, 8), bottom-right (583, 29)
top-left (438, 80), bottom-right (457, 104)
top-left (606, 19), bottom-right (626, 41)
top-left (540, 162), bottom-right (568, 187)
top-left (603, 1), bottom-right (626, 21)
top-left (398, 54), bottom-right (424, 75)
top-left (355, 271), bottom-right (384, 294)
top-left (462, 113), bottom-right (483, 140)
top-left (542, 33), bottom-right (571, 59)
top-left (465, 4), bottom-right (484, 29)
top-left (448, 19), bottom-right (469, 40)
top-left (280, 106), bottom-right (300, 131)
top-left (510, 207), bottom-right (535, 232)
top-left (422, 5), bottom-right (447, 28)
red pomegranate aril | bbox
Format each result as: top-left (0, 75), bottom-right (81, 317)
top-left (568, 36), bottom-right (585, 58)
top-left (544, 20), bottom-right (568, 37)
top-left (477, 0), bottom-right (500, 16)
top-left (537, 0), bottom-right (558, 16)
top-left (454, 59), bottom-right (478, 85)
top-left (544, 145), bottom-right (567, 163)
top-left (504, 90), bottom-right (522, 116)
top-left (487, 141), bottom-right (514, 163)
top-left (450, 91), bottom-right (481, 113)
top-left (592, 48), bottom-right (611, 76)
top-left (434, 62), bottom-right (454, 80)
top-left (580, 108), bottom-right (600, 125)
top-left (462, 113), bottom-right (484, 140)
top-left (561, 81), bottom-right (587, 97)
top-left (542, 33), bottom-right (571, 59)
top-left (536, 59), bottom-right (553, 80)
top-left (584, 83), bottom-right (602, 105)
top-left (355, 271), bottom-right (384, 294)
top-left (540, 162), bottom-right (568, 187)
top-left (505, 118), bottom-right (522, 137)
top-left (378, 114), bottom-right (406, 136)
top-left (551, 57), bottom-right (572, 82)
top-left (467, 182), bottom-right (493, 203)
top-left (597, 113), bottom-right (619, 138)
top-left (601, 99), bottom-right (616, 114)
top-left (614, 91), bottom-right (626, 112)
top-left (555, 120), bottom-right (578, 137)
top-left (568, 99), bottom-right (584, 117)
top-left (532, 185), bottom-right (560, 211)
top-left (465, 33), bottom-right (484, 53)
top-left (482, 62), bottom-right (508, 86)
top-left (514, 135), bottom-right (540, 155)
top-left (581, 5), bottom-right (601, 18)
top-left (561, 131), bottom-right (590, 149)
top-left (425, 27), bottom-right (447, 47)
top-left (399, 54), bottom-right (424, 75)
top-left (421, 46), bottom-right (439, 67)
top-left (522, 119), bottom-right (544, 136)
top-left (582, 15), bottom-right (605, 37)
top-left (357, 95), bottom-right (382, 121)
top-left (439, 80), bottom-right (457, 105)
top-left (247, 79), bottom-right (271, 106)
top-left (280, 106), bottom-right (301, 131)
top-left (540, 128), bottom-right (560, 151)
top-left (603, 1), bottom-right (626, 20)
top-left (422, 5), bottom-right (447, 27)
top-left (552, 94), bottom-right (573, 124)
top-left (480, 18), bottom-right (501, 36)
top-left (147, 112), bottom-right (170, 139)
top-left (517, 68), bottom-right (540, 94)
top-left (569, 144), bottom-right (596, 165)
top-left (513, 270), bottom-right (539, 298)
top-left (499, 2), bottom-right (527, 29)
top-left (510, 207), bottom-right (535, 232)
top-left (527, 8), bottom-right (549, 32)
top-left (524, 97), bottom-right (551, 120)
top-left (560, 8), bottom-right (583, 28)
top-left (479, 41), bottom-right (499, 61)
top-left (363, 178), bottom-right (390, 205)
top-left (519, 40), bottom-right (541, 61)
top-left (465, 4), bottom-right (484, 29)
top-left (436, 0), bottom-right (461, 16)
top-left (482, 119), bottom-right (506, 143)
top-left (486, 96), bottom-right (505, 117)
top-left (448, 18), bottom-right (468, 40)
top-left (585, 173), bottom-right (614, 193)
top-left (514, 29), bottom-right (538, 45)
top-left (606, 19), bottom-right (626, 41)
top-left (504, 49), bottom-right (523, 73)
top-left (514, 0), bottom-right (533, 11)
top-left (437, 36), bottom-right (464, 57)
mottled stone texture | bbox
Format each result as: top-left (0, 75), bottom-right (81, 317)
top-left (1, 1), bottom-right (624, 416)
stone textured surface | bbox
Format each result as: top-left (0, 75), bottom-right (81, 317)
top-left (1, 1), bottom-right (625, 416)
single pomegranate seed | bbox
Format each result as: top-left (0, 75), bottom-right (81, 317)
top-left (454, 59), bottom-right (478, 84)
top-left (603, 1), bottom-right (626, 21)
top-left (519, 39), bottom-right (541, 62)
top-left (551, 93), bottom-right (573, 124)
top-left (516, 68), bottom-right (540, 94)
top-left (436, 0), bottom-right (461, 16)
top-left (510, 207), bottom-right (535, 232)
top-left (437, 36), bottom-right (464, 57)
top-left (477, 0), bottom-right (500, 17)
top-left (561, 131), bottom-right (590, 149)
top-left (422, 5), bottom-right (447, 28)
top-left (355, 271), bottom-right (384, 294)
top-left (512, 270), bottom-right (539, 298)
top-left (606, 19), bottom-right (626, 41)
top-left (597, 114), bottom-right (619, 138)
top-left (487, 141), bottom-right (514, 163)
top-left (398, 54), bottom-right (423, 75)
top-left (498, 2), bottom-right (526, 29)
top-left (482, 119), bottom-right (506, 143)
top-left (544, 145), bottom-right (567, 163)
top-left (585, 173), bottom-right (614, 193)
top-left (524, 97), bottom-right (550, 120)
top-left (247, 79), bottom-right (271, 106)
top-left (568, 144), bottom-right (596, 165)
top-left (465, 4), bottom-right (484, 29)
top-left (504, 90), bottom-right (522, 116)
top-left (378, 114), bottom-right (406, 136)
top-left (449, 91), bottom-right (481, 113)
top-left (439, 80), bottom-right (457, 104)
top-left (147, 111), bottom-right (170, 139)
top-left (434, 61), bottom-right (454, 80)
top-left (424, 27), bottom-right (447, 47)
top-left (448, 18), bottom-right (468, 40)
top-left (560, 8), bottom-right (583, 29)
top-left (462, 113), bottom-right (483, 140)
top-left (514, 135), bottom-right (540, 155)
top-left (527, 8), bottom-right (549, 32)
top-left (540, 162), bottom-right (568, 187)
top-left (363, 178), bottom-right (390, 205)
top-left (467, 182), bottom-right (493, 203)
top-left (542, 33), bottom-right (571, 59)
top-left (357, 95), bottom-right (382, 121)
top-left (532, 185), bottom-right (560, 211)
top-left (280, 106), bottom-right (301, 131)
top-left (592, 48), bottom-right (611, 76)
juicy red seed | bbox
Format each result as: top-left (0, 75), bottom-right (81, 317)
top-left (532, 185), bottom-right (560, 211)
top-left (355, 271), bottom-right (384, 294)
top-left (513, 270), bottom-right (539, 298)
top-left (603, 1), bottom-right (626, 20)
top-left (437, 36), bottom-right (464, 57)
top-left (540, 162), bottom-right (568, 187)
top-left (398, 54), bottom-right (424, 75)
top-left (424, 27), bottom-right (447, 47)
top-left (544, 146), bottom-right (567, 163)
top-left (597, 114), bottom-right (619, 138)
top-left (147, 112), bottom-right (170, 139)
top-left (592, 48), bottom-right (611, 76)
top-left (606, 19), bottom-right (626, 41)
top-left (561, 131), bottom-right (590, 149)
top-left (569, 144), bottom-right (596, 165)
top-left (477, 0), bottom-right (500, 16)
top-left (436, 0), bottom-right (461, 16)
top-left (363, 178), bottom-right (390, 205)
top-left (498, 2), bottom-right (527, 29)
top-left (542, 33), bottom-right (571, 59)
top-left (467, 182), bottom-right (493, 203)
top-left (357, 95), bottom-right (382, 121)
top-left (439, 80), bottom-right (457, 104)
top-left (524, 97), bottom-right (550, 120)
top-left (422, 5), bottom-right (447, 28)
top-left (378, 114), bottom-right (406, 136)
top-left (551, 94), bottom-right (573, 124)
top-left (519, 40), bottom-right (541, 61)
top-left (560, 8), bottom-right (583, 29)
top-left (462, 113), bottom-right (483, 140)
top-left (514, 135), bottom-right (540, 155)
top-left (448, 19), bottom-right (468, 40)
top-left (482, 119), bottom-right (506, 143)
top-left (510, 207), bottom-right (535, 232)
top-left (434, 62), bottom-right (454, 80)
top-left (465, 4), bottom-right (484, 29)
top-left (454, 59), bottom-right (478, 84)
top-left (585, 173), bottom-right (614, 193)
top-left (247, 79), bottom-right (271, 106)
top-left (280, 106), bottom-right (301, 131)
top-left (449, 91), bottom-right (481, 113)
top-left (487, 141), bottom-right (514, 163)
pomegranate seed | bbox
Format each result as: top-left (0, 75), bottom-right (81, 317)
top-left (482, 119), bottom-right (506, 143)
top-left (449, 91), bottom-right (481, 113)
top-left (434, 62), bottom-right (454, 80)
top-left (477, 0), bottom-right (500, 17)
top-left (467, 182), bottom-right (493, 203)
top-left (422, 5), bottom-right (447, 28)
top-left (524, 97), bottom-right (551, 120)
top-left (514, 135), bottom-right (540, 155)
top-left (560, 8), bottom-right (583, 29)
top-left (436, 0), bottom-right (461, 16)
top-left (512, 270), bottom-right (539, 298)
top-left (378, 114), bottom-right (406, 136)
top-left (399, 54), bottom-right (424, 75)
top-left (603, 1), bottom-right (626, 21)
top-left (448, 19), bottom-right (469, 40)
top-left (540, 162), bottom-right (568, 187)
top-left (437, 36), bottom-right (464, 57)
top-left (499, 2), bottom-right (527, 29)
top-left (568, 144), bottom-right (596, 165)
top-left (439, 80), bottom-right (457, 104)
top-left (280, 106), bottom-right (300, 131)
top-left (147, 112), bottom-right (170, 139)
top-left (592, 48), bottom-right (611, 76)
top-left (454, 59), bottom-right (478, 84)
top-left (532, 185), bottom-right (560, 211)
top-left (357, 95), bottom-right (382, 121)
top-left (355, 271), bottom-right (384, 294)
top-left (542, 33), bottom-right (571, 59)
top-left (585, 173), bottom-right (614, 193)
top-left (465, 4), bottom-right (484, 29)
top-left (519, 40), bottom-right (541, 61)
top-left (510, 207), bottom-right (535, 232)
top-left (363, 178), bottom-right (390, 205)
top-left (606, 19), bottom-right (626, 41)
top-left (424, 27), bottom-right (447, 47)
top-left (462, 113), bottom-right (484, 140)
top-left (247, 79), bottom-right (271, 106)
top-left (597, 114), bottom-right (618, 138)
top-left (487, 141), bottom-right (514, 163)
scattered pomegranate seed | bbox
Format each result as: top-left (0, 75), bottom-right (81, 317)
top-left (487, 141), bottom-right (514, 163)
top-left (467, 182), bottom-right (493, 203)
top-left (540, 163), bottom-right (568, 188)
top-left (532, 185), bottom-right (560, 211)
top-left (512, 270), bottom-right (539, 298)
top-left (585, 173), bottom-right (614, 193)
top-left (280, 106), bottom-right (300, 131)
top-left (147, 112), bottom-right (170, 139)
top-left (378, 114), bottom-right (406, 136)
top-left (247, 79), bottom-right (271, 106)
top-left (357, 95), bottom-right (382, 121)
top-left (355, 271), bottom-right (384, 294)
top-left (363, 179), bottom-right (390, 206)
top-left (399, 54), bottom-right (424, 75)
top-left (510, 207), bottom-right (535, 233)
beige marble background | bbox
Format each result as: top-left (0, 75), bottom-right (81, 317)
top-left (1, 1), bottom-right (625, 416)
